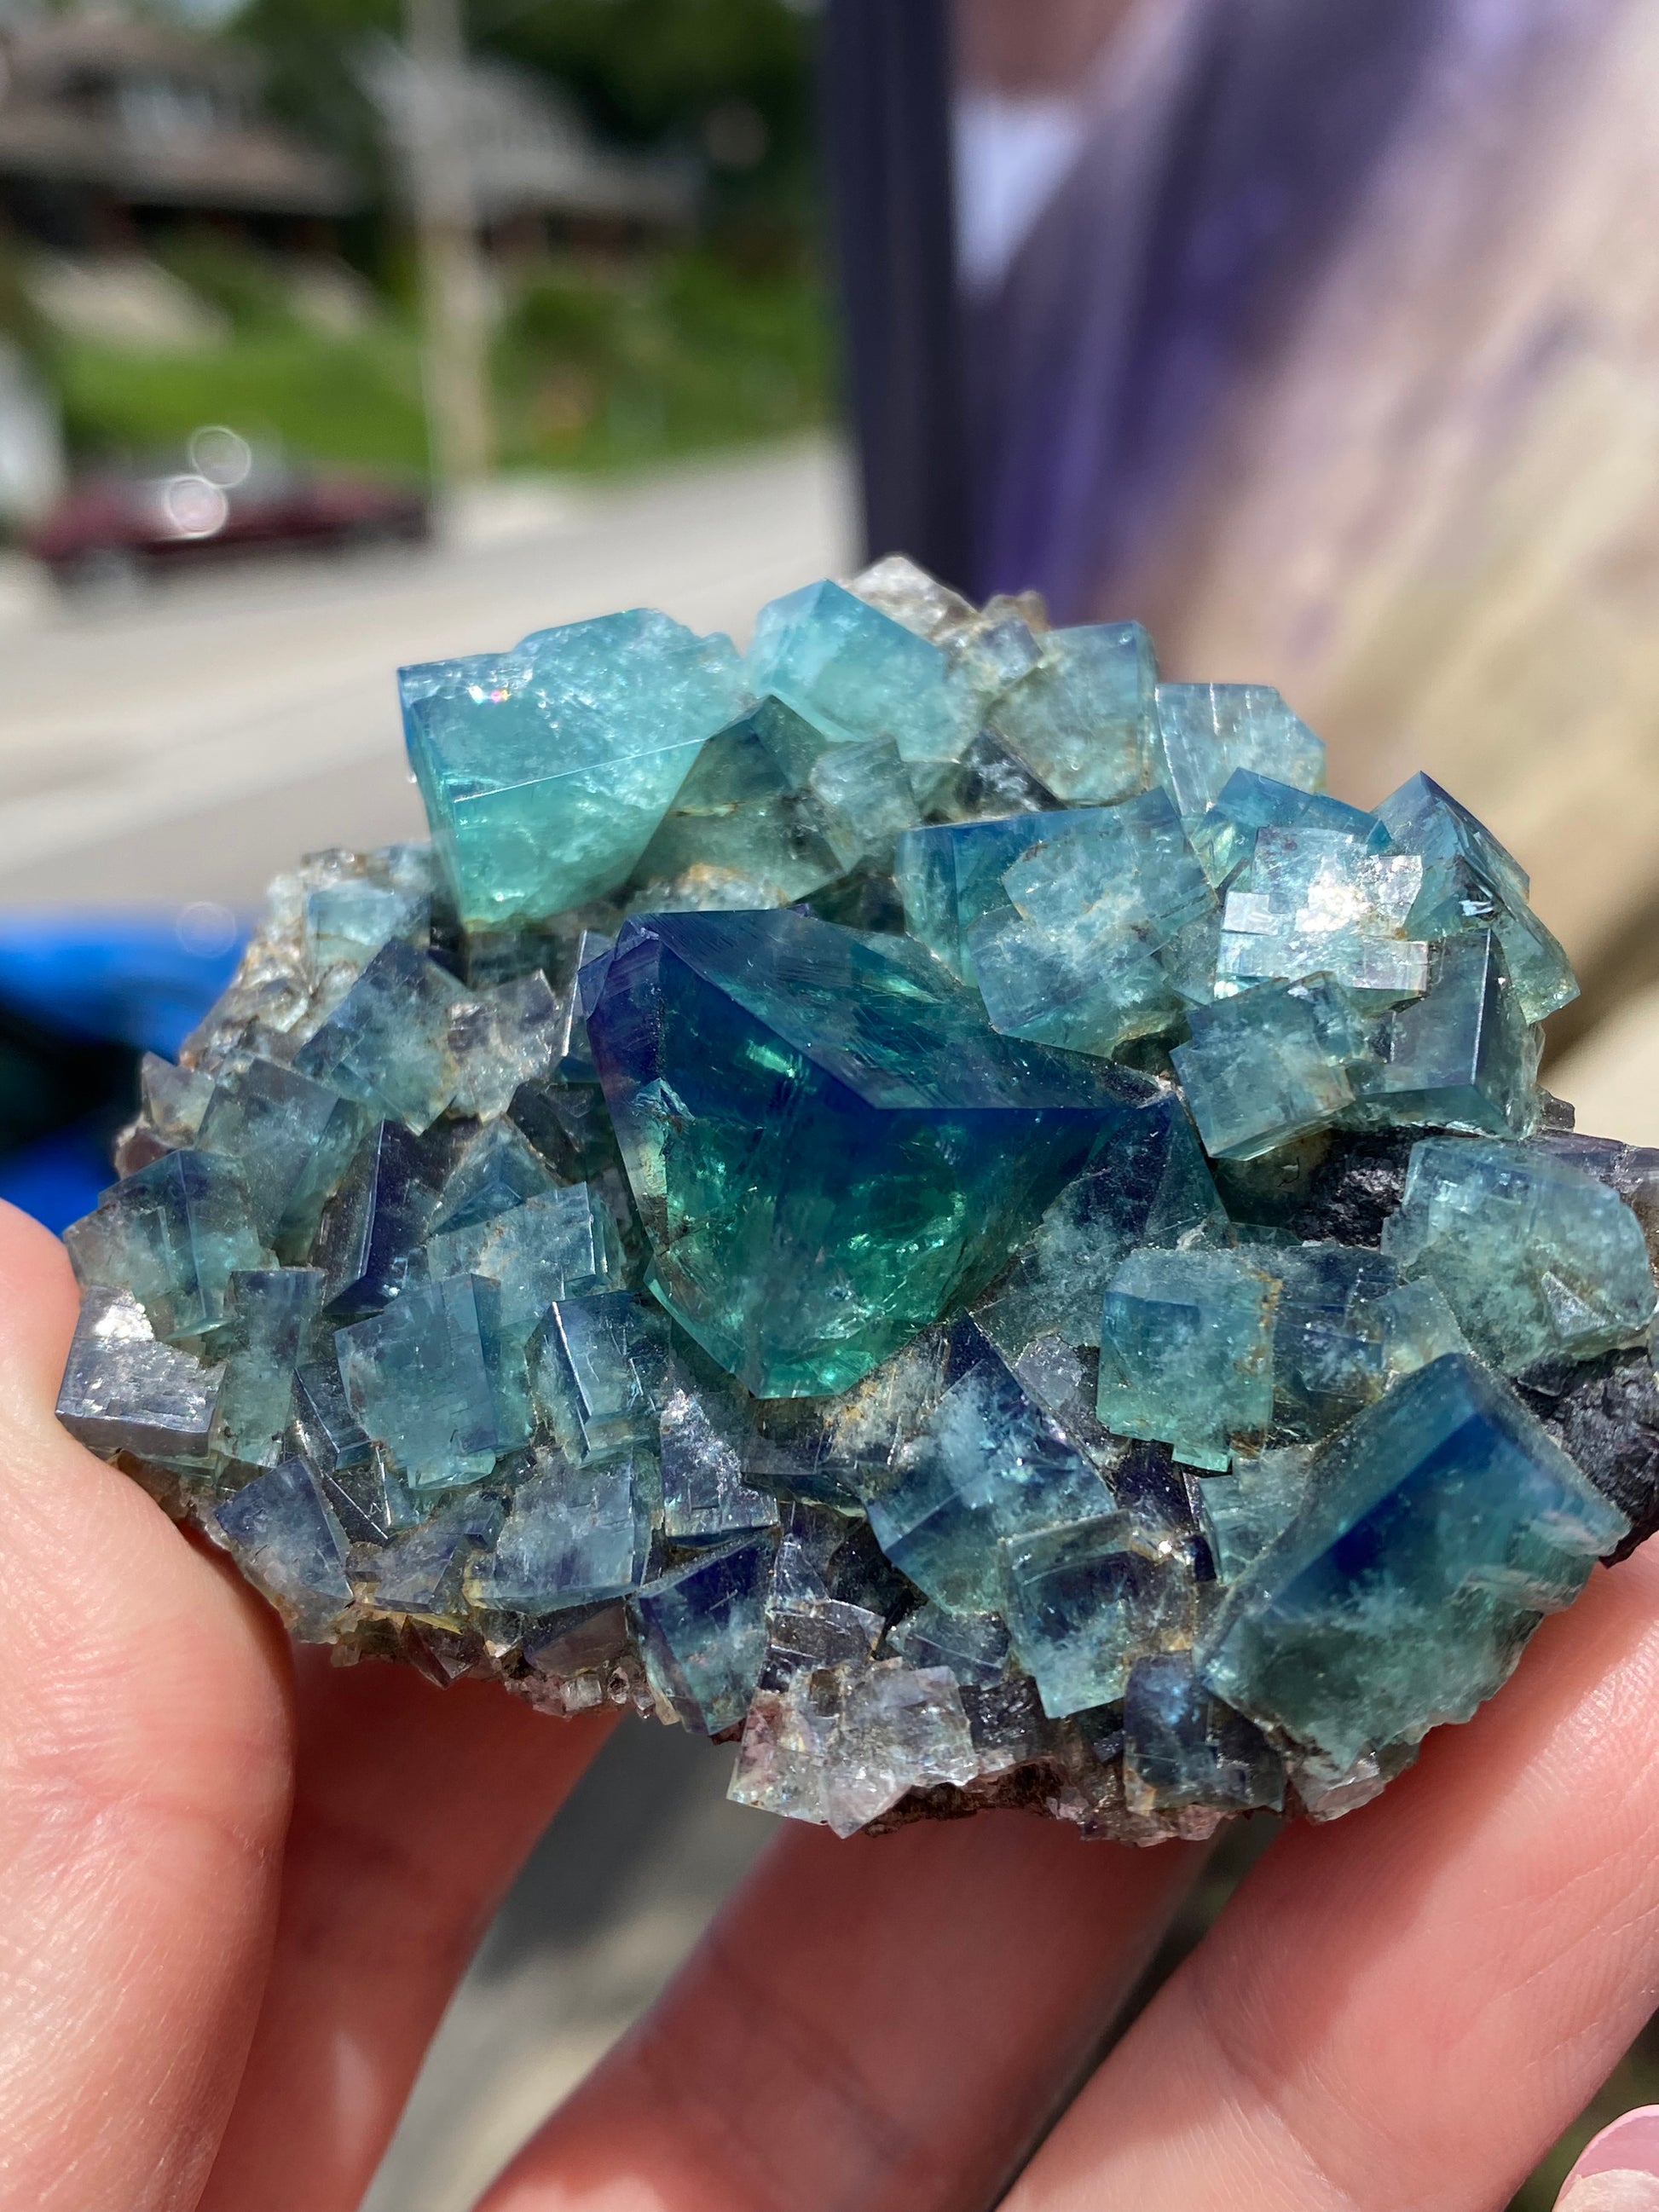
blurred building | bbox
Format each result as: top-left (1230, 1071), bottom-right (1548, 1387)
top-left (0, 14), bottom-right (357, 251)
top-left (363, 45), bottom-right (698, 262)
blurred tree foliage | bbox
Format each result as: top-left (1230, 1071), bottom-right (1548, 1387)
top-left (231, 0), bottom-right (822, 257)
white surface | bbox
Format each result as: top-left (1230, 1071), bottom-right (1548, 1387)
top-left (0, 437), bottom-right (854, 910)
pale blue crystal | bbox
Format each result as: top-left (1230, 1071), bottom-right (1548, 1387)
top-left (467, 1449), bottom-right (656, 1613)
top-left (216, 1457), bottom-right (351, 1640)
top-left (335, 1275), bottom-right (500, 1491)
top-left (529, 1291), bottom-right (668, 1465)
top-left (1217, 826), bottom-right (1427, 999)
top-left (1152, 683), bottom-right (1324, 818)
top-left (1190, 770), bottom-right (1384, 892)
top-left (1098, 1245), bottom-right (1280, 1471)
top-left (196, 1056), bottom-right (367, 1256)
top-left (1172, 975), bottom-right (1375, 1162)
top-left (987, 622), bottom-right (1157, 802)
top-left (1381, 1136), bottom-right (1656, 1373)
top-left (998, 1511), bottom-right (1196, 1715)
top-left (633, 1531), bottom-right (777, 1733)
top-left (968, 790), bottom-right (1218, 1057)
top-left (295, 941), bottom-right (470, 1134)
top-left (210, 1268), bottom-right (323, 1467)
top-left (55, 1285), bottom-right (222, 1472)
top-left (64, 1147), bottom-right (273, 1344)
top-left (855, 1320), bottom-right (1110, 1612)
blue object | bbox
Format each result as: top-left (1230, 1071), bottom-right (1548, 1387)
top-left (0, 908), bottom-right (246, 1231)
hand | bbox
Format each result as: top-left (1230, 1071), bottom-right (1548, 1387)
top-left (5, 1192), bottom-right (1659, 2212)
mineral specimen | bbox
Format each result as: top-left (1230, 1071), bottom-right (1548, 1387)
top-left (55, 555), bottom-right (1659, 1846)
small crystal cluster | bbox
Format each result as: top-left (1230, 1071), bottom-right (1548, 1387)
top-left (54, 559), bottom-right (1659, 1842)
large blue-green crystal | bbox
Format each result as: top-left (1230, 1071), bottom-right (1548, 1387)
top-left (584, 906), bottom-right (1151, 1396)
top-left (1198, 1354), bottom-right (1627, 1766)
top-left (402, 609), bottom-right (753, 928)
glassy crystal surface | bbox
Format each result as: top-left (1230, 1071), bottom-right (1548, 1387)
top-left (1098, 1247), bottom-right (1280, 1470)
top-left (58, 557), bottom-right (1656, 1849)
top-left (988, 622), bottom-right (1157, 802)
top-left (1382, 1137), bottom-right (1656, 1373)
top-left (402, 609), bottom-right (752, 931)
top-left (584, 905), bottom-right (1149, 1396)
top-left (1199, 1354), bottom-right (1626, 1769)
top-left (1152, 684), bottom-right (1324, 818)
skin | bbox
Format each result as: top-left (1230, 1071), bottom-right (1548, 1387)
top-left (5, 1192), bottom-right (1659, 2212)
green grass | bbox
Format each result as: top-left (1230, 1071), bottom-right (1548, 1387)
top-left (49, 247), bottom-right (833, 481)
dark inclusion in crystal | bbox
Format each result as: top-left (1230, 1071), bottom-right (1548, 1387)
top-left (54, 555), bottom-right (1659, 1845)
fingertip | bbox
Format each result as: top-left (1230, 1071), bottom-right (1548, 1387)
top-left (1558, 2109), bottom-right (1659, 2208)
top-left (0, 1197), bottom-right (83, 1424)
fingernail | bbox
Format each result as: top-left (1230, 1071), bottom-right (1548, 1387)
top-left (1558, 2108), bottom-right (1659, 2211)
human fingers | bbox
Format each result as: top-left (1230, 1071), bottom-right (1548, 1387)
top-left (0, 1201), bottom-right (293, 2212)
top-left (474, 1805), bottom-right (1207, 2212)
top-left (999, 1543), bottom-right (1659, 2212)
top-left (197, 1658), bottom-right (612, 2212)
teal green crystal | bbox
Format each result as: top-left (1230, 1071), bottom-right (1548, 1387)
top-left (986, 621), bottom-right (1157, 802)
top-left (1198, 1353), bottom-right (1627, 1768)
top-left (1378, 772), bottom-right (1578, 1023)
top-left (402, 609), bottom-right (753, 929)
top-left (65, 1147), bottom-right (272, 1344)
top-left (746, 578), bottom-right (978, 779)
top-left (583, 905), bottom-right (1152, 1396)
top-left (1151, 684), bottom-right (1324, 818)
top-left (1381, 1136), bottom-right (1656, 1374)
top-left (1097, 1246), bottom-right (1280, 1471)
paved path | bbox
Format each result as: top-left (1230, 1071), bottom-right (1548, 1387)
top-left (0, 439), bottom-right (854, 909)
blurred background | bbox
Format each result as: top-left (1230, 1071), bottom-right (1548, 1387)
top-left (2, 0), bottom-right (1658, 2203)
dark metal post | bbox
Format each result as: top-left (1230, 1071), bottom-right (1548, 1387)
top-left (820, 0), bottom-right (970, 591)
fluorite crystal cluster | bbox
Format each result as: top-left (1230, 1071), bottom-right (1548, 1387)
top-left (54, 558), bottom-right (1659, 1843)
